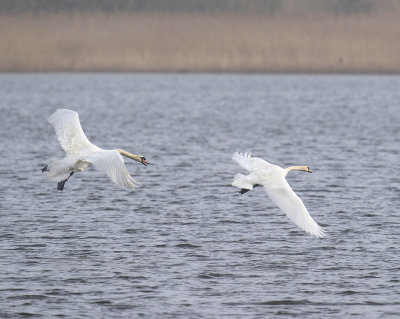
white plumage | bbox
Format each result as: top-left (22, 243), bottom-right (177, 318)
top-left (232, 152), bottom-right (325, 238)
top-left (81, 150), bottom-right (139, 190)
top-left (48, 108), bottom-right (98, 156)
top-left (43, 109), bottom-right (148, 191)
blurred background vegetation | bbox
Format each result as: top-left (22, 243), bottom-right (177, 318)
top-left (1, 0), bottom-right (399, 72)
top-left (0, 0), bottom-right (379, 14)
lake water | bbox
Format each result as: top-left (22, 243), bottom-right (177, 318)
top-left (0, 74), bottom-right (399, 318)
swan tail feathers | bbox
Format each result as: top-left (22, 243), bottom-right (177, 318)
top-left (232, 173), bottom-right (254, 191)
top-left (232, 152), bottom-right (252, 162)
top-left (46, 158), bottom-right (74, 182)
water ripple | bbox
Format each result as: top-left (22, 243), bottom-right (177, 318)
top-left (0, 74), bottom-right (399, 318)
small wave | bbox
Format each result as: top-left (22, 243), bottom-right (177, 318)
top-left (256, 299), bottom-right (308, 305)
top-left (198, 272), bottom-right (234, 279)
top-left (340, 290), bottom-right (359, 295)
top-left (15, 312), bottom-right (40, 318)
top-left (218, 219), bottom-right (241, 224)
top-left (95, 300), bottom-right (112, 305)
top-left (175, 243), bottom-right (201, 249)
top-left (7, 294), bottom-right (47, 300)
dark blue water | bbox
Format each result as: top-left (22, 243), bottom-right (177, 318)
top-left (0, 74), bottom-right (399, 318)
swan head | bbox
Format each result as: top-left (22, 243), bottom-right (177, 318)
top-left (139, 156), bottom-right (150, 166)
top-left (285, 165), bottom-right (312, 175)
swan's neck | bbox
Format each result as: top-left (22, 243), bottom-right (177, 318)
top-left (284, 166), bottom-right (309, 176)
top-left (115, 149), bottom-right (142, 162)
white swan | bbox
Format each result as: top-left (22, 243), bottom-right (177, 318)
top-left (232, 152), bottom-right (325, 238)
top-left (42, 109), bottom-right (149, 191)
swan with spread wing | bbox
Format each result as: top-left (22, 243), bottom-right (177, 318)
top-left (42, 109), bottom-right (149, 191)
top-left (232, 152), bottom-right (325, 238)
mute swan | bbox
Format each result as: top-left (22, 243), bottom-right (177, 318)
top-left (42, 109), bottom-right (149, 191)
top-left (232, 152), bottom-right (325, 238)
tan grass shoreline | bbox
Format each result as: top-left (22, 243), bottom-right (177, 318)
top-left (1, 13), bottom-right (399, 73)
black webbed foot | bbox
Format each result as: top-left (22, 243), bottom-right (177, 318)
top-left (41, 166), bottom-right (49, 173)
top-left (240, 184), bottom-right (260, 194)
top-left (56, 172), bottom-right (74, 191)
top-left (57, 180), bottom-right (67, 191)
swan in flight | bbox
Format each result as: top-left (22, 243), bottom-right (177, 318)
top-left (232, 152), bottom-right (325, 238)
top-left (42, 109), bottom-right (149, 191)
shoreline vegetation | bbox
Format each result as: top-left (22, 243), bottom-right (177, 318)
top-left (1, 11), bottom-right (400, 73)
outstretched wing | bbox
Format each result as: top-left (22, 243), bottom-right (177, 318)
top-left (81, 150), bottom-right (140, 190)
top-left (232, 152), bottom-right (272, 172)
top-left (48, 109), bottom-right (99, 156)
top-left (262, 177), bottom-right (325, 238)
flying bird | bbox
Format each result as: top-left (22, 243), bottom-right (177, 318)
top-left (232, 152), bottom-right (325, 238)
top-left (42, 109), bottom-right (149, 191)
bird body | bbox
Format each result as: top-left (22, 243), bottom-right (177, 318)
top-left (232, 152), bottom-right (325, 238)
top-left (43, 109), bottom-right (149, 191)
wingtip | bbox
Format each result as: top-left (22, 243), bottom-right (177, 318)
top-left (232, 151), bottom-right (252, 160)
top-left (313, 226), bottom-right (327, 238)
top-left (125, 183), bottom-right (139, 191)
top-left (126, 178), bottom-right (141, 191)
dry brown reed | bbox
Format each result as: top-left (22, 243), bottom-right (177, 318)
top-left (1, 12), bottom-right (399, 73)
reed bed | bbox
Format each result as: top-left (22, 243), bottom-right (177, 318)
top-left (1, 12), bottom-right (399, 73)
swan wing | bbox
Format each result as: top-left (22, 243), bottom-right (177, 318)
top-left (48, 109), bottom-right (99, 156)
top-left (232, 152), bottom-right (272, 172)
top-left (81, 150), bottom-right (140, 190)
top-left (262, 177), bottom-right (325, 238)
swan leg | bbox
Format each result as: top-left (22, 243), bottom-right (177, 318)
top-left (41, 165), bottom-right (49, 173)
top-left (57, 172), bottom-right (74, 191)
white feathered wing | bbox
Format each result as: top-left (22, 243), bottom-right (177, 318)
top-left (48, 109), bottom-right (100, 155)
top-left (262, 177), bottom-right (325, 238)
top-left (232, 152), bottom-right (272, 171)
top-left (81, 150), bottom-right (140, 190)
